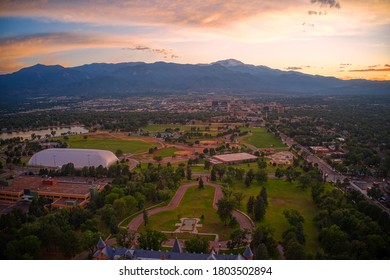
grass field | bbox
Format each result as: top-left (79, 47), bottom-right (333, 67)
top-left (156, 147), bottom-right (180, 157)
top-left (232, 178), bottom-right (321, 254)
top-left (240, 127), bottom-right (286, 148)
top-left (63, 135), bottom-right (155, 154)
top-left (143, 186), bottom-right (238, 240)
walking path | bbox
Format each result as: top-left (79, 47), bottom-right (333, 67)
top-left (127, 181), bottom-right (254, 238)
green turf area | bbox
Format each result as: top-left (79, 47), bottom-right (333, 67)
top-left (163, 232), bottom-right (216, 241)
top-left (191, 165), bottom-right (207, 172)
top-left (232, 178), bottom-right (322, 254)
top-left (240, 127), bottom-right (286, 148)
top-left (143, 186), bottom-right (238, 240)
top-left (63, 135), bottom-right (154, 154)
top-left (156, 147), bottom-right (180, 157)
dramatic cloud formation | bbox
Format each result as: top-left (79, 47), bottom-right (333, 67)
top-left (0, 0), bottom-right (299, 28)
top-left (0, 0), bottom-right (389, 80)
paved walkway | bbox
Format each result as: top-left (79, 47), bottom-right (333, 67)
top-left (127, 181), bottom-right (254, 240)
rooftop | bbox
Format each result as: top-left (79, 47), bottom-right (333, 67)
top-left (212, 153), bottom-right (257, 163)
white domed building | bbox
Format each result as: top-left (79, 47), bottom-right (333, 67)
top-left (28, 148), bottom-right (118, 168)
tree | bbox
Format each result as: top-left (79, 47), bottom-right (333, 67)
top-left (116, 228), bottom-right (136, 248)
top-left (256, 169), bottom-right (268, 184)
top-left (319, 225), bottom-right (349, 256)
top-left (254, 196), bottom-right (266, 221)
top-left (260, 187), bottom-right (268, 207)
top-left (297, 174), bottom-right (311, 190)
top-left (284, 241), bottom-right (306, 260)
top-left (186, 165), bottom-right (192, 180)
top-left (210, 167), bottom-right (217, 181)
top-left (184, 235), bottom-right (209, 253)
top-left (83, 230), bottom-right (100, 257)
top-left (214, 164), bottom-right (226, 180)
top-left (283, 209), bottom-right (305, 245)
top-left (247, 196), bottom-right (255, 216)
top-left (143, 208), bottom-right (149, 226)
top-left (275, 168), bottom-right (284, 179)
top-left (115, 149), bottom-right (123, 157)
top-left (257, 158), bottom-right (267, 169)
top-left (198, 177), bottom-right (204, 189)
top-left (216, 198), bottom-right (235, 226)
top-left (233, 192), bottom-right (245, 206)
top-left (251, 226), bottom-right (277, 258)
top-left (59, 230), bottom-right (80, 258)
top-left (284, 167), bottom-right (295, 183)
top-left (204, 160), bottom-right (211, 170)
top-left (367, 187), bottom-right (382, 200)
top-left (228, 229), bottom-right (249, 252)
top-left (137, 229), bottom-right (167, 251)
top-left (253, 243), bottom-right (268, 260)
top-left (244, 169), bottom-right (255, 187)
top-left (283, 209), bottom-right (305, 227)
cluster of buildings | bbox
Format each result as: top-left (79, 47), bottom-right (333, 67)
top-left (93, 237), bottom-right (254, 260)
top-left (0, 176), bottom-right (107, 208)
top-left (267, 151), bottom-right (294, 165)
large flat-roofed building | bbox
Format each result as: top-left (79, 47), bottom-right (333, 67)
top-left (28, 148), bottom-right (118, 168)
top-left (211, 153), bottom-right (257, 164)
top-left (0, 176), bottom-right (107, 208)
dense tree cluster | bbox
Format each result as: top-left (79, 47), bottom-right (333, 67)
top-left (311, 182), bottom-right (390, 259)
top-left (276, 95), bottom-right (390, 177)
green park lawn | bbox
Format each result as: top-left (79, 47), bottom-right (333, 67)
top-left (143, 186), bottom-right (238, 240)
top-left (233, 178), bottom-right (321, 254)
top-left (240, 127), bottom-right (286, 148)
top-left (63, 135), bottom-right (154, 154)
top-left (155, 147), bottom-right (180, 157)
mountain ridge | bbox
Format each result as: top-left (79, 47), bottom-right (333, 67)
top-left (0, 59), bottom-right (389, 98)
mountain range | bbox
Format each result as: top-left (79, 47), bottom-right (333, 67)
top-left (1, 59), bottom-right (389, 99)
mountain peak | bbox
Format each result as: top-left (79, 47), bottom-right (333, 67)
top-left (213, 59), bottom-right (245, 67)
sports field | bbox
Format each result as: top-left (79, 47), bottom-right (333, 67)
top-left (143, 186), bottom-right (237, 240)
top-left (233, 178), bottom-right (321, 254)
top-left (155, 147), bottom-right (180, 157)
top-left (240, 127), bottom-right (285, 148)
top-left (64, 135), bottom-right (155, 154)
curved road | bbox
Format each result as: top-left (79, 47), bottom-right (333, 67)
top-left (127, 181), bottom-right (253, 235)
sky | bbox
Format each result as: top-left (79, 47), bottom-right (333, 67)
top-left (0, 0), bottom-right (389, 80)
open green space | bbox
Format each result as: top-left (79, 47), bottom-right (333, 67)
top-left (163, 232), bottom-right (216, 241)
top-left (156, 147), bottom-right (180, 157)
top-left (143, 186), bottom-right (237, 240)
top-left (232, 178), bottom-right (321, 254)
top-left (63, 135), bottom-right (154, 154)
top-left (240, 127), bottom-right (286, 148)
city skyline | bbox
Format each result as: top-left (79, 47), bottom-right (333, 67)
top-left (1, 0), bottom-right (389, 80)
